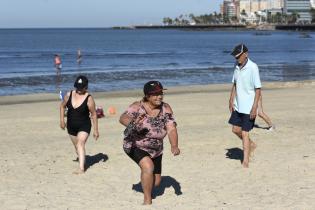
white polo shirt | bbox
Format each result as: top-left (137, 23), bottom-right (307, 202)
top-left (232, 58), bottom-right (262, 114)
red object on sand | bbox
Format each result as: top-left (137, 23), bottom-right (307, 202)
top-left (96, 107), bottom-right (105, 118)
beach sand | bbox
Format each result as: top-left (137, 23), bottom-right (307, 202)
top-left (1, 81), bottom-right (315, 210)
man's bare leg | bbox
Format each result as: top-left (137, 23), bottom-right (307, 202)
top-left (139, 157), bottom-right (154, 205)
top-left (242, 131), bottom-right (251, 168)
top-left (258, 110), bottom-right (273, 127)
top-left (232, 126), bottom-right (256, 157)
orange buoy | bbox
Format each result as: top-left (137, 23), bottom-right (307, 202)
top-left (107, 106), bottom-right (117, 115)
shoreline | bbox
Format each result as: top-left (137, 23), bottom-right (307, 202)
top-left (1, 80), bottom-right (314, 105)
top-left (113, 24), bottom-right (315, 31)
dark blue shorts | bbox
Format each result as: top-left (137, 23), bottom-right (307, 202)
top-left (228, 111), bottom-right (255, 132)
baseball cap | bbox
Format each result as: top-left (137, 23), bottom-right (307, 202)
top-left (143, 81), bottom-right (166, 95)
top-left (74, 75), bottom-right (88, 90)
top-left (231, 44), bottom-right (248, 58)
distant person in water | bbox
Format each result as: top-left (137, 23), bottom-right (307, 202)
top-left (257, 95), bottom-right (275, 131)
top-left (60, 75), bottom-right (99, 174)
top-left (77, 49), bottom-right (82, 65)
top-left (54, 54), bottom-right (62, 73)
top-left (119, 80), bottom-right (180, 205)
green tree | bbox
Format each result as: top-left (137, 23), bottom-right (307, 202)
top-left (288, 11), bottom-right (300, 24)
top-left (162, 17), bottom-right (173, 25)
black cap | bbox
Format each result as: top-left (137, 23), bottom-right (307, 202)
top-left (231, 44), bottom-right (248, 58)
top-left (143, 81), bottom-right (166, 95)
top-left (74, 75), bottom-right (88, 90)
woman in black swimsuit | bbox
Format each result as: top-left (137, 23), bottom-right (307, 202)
top-left (60, 75), bottom-right (99, 174)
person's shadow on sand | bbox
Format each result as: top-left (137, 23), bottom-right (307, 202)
top-left (132, 176), bottom-right (182, 198)
top-left (85, 153), bottom-right (108, 170)
top-left (225, 147), bottom-right (243, 163)
top-left (254, 124), bottom-right (269, 130)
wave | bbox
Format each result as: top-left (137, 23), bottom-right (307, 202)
top-left (0, 51), bottom-right (176, 60)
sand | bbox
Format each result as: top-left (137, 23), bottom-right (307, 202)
top-left (1, 80), bottom-right (315, 210)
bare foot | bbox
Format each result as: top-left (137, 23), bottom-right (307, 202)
top-left (73, 169), bottom-right (84, 175)
top-left (143, 200), bottom-right (152, 205)
top-left (242, 162), bottom-right (249, 168)
top-left (143, 198), bottom-right (152, 205)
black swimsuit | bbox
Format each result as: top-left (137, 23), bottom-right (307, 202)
top-left (66, 91), bottom-right (91, 136)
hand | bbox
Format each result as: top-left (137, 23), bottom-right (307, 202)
top-left (229, 100), bottom-right (234, 113)
top-left (250, 106), bottom-right (257, 120)
top-left (93, 130), bottom-right (99, 140)
top-left (60, 121), bottom-right (66, 130)
top-left (134, 113), bottom-right (145, 125)
top-left (171, 146), bottom-right (180, 156)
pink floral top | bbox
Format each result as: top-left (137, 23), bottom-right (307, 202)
top-left (123, 101), bottom-right (176, 158)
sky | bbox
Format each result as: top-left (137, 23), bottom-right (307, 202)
top-left (0, 0), bottom-right (221, 28)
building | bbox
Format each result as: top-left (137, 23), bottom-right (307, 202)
top-left (252, 0), bottom-right (269, 12)
top-left (311, 0), bottom-right (315, 8)
top-left (239, 0), bottom-right (251, 15)
top-left (268, 0), bottom-right (284, 9)
top-left (284, 0), bottom-right (312, 22)
top-left (239, 0), bottom-right (270, 14)
top-left (222, 0), bottom-right (237, 18)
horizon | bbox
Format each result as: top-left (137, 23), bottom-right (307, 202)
top-left (0, 0), bottom-right (221, 29)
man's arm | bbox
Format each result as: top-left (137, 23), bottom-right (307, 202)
top-left (250, 88), bottom-right (261, 120)
top-left (229, 83), bottom-right (236, 113)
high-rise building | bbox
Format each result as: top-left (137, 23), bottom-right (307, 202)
top-left (239, 0), bottom-right (251, 14)
top-left (239, 0), bottom-right (270, 14)
top-left (222, 0), bottom-right (237, 18)
top-left (268, 0), bottom-right (284, 9)
top-left (251, 0), bottom-right (269, 12)
top-left (284, 0), bottom-right (312, 22)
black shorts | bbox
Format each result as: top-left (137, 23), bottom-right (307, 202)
top-left (126, 147), bottom-right (162, 174)
top-left (228, 111), bottom-right (255, 132)
top-left (67, 121), bottom-right (91, 136)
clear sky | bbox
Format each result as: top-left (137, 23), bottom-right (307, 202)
top-left (0, 0), bottom-right (221, 28)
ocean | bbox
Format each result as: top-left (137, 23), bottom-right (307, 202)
top-left (0, 28), bottom-right (315, 96)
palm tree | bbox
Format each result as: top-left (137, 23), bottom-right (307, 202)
top-left (288, 11), bottom-right (300, 24)
top-left (163, 17), bottom-right (173, 25)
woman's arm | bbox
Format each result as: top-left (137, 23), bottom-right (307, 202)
top-left (119, 101), bottom-right (141, 127)
top-left (59, 92), bottom-right (70, 129)
top-left (88, 95), bottom-right (99, 140)
top-left (167, 126), bottom-right (180, 156)
top-left (119, 111), bottom-right (133, 127)
top-left (165, 103), bottom-right (180, 156)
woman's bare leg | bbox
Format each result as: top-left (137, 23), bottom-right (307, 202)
top-left (139, 157), bottom-right (154, 205)
top-left (73, 132), bottom-right (89, 174)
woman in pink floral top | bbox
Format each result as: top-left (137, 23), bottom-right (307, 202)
top-left (119, 81), bottom-right (180, 205)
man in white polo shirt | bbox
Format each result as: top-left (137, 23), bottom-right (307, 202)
top-left (228, 44), bottom-right (261, 168)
